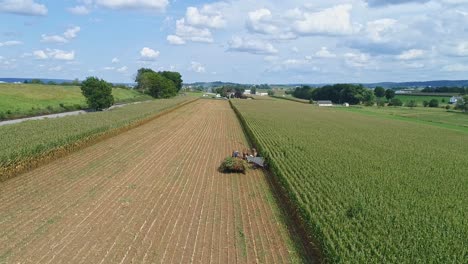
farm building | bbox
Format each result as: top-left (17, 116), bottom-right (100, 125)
top-left (449, 96), bottom-right (462, 104)
top-left (317, 100), bottom-right (333, 107)
top-left (243, 90), bottom-right (251, 95)
top-left (343, 103), bottom-right (349, 107)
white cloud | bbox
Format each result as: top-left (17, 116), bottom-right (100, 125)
top-left (0, 0), bottom-right (48, 16)
top-left (41, 34), bottom-right (68, 43)
top-left (228, 36), bottom-right (278, 55)
top-left (186, 6), bottom-right (225, 29)
top-left (452, 41), bottom-right (468, 56)
top-left (168, 3), bottom-right (226, 45)
top-left (167, 35), bottom-right (186, 45)
top-left (95, 0), bottom-right (168, 12)
top-left (397, 49), bottom-right (424, 60)
top-left (442, 63), bottom-right (468, 72)
top-left (293, 5), bottom-right (357, 36)
top-left (173, 19), bottom-right (213, 43)
top-left (190, 61), bottom-right (206, 73)
top-left (48, 49), bottom-right (75, 60)
top-left (116, 66), bottom-right (128, 73)
top-left (140, 47), bottom-right (160, 60)
top-left (0, 40), bottom-right (23, 47)
top-left (68, 5), bottom-right (91, 15)
top-left (283, 59), bottom-right (310, 67)
top-left (34, 49), bottom-right (75, 60)
top-left (247, 9), bottom-right (276, 34)
top-left (246, 8), bottom-right (296, 39)
top-left (33, 50), bottom-right (48, 59)
top-left (111, 57), bottom-right (119, 63)
top-left (366, 18), bottom-right (398, 42)
top-left (64, 26), bottom-right (81, 39)
top-left (344, 52), bottom-right (370, 67)
top-left (41, 26), bottom-right (81, 43)
top-left (49, 66), bottom-right (62, 71)
top-left (103, 66), bottom-right (115, 70)
top-left (315, 47), bottom-right (336, 58)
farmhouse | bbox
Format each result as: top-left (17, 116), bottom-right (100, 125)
top-left (317, 100), bottom-right (333, 107)
top-left (243, 90), bottom-right (251, 95)
top-left (449, 96), bottom-right (462, 104)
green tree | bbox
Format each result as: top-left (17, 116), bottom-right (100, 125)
top-left (362, 89), bottom-right (376, 106)
top-left (80, 77), bottom-right (114, 111)
top-left (71, 78), bottom-right (80, 86)
top-left (135, 68), bottom-right (155, 91)
top-left (376, 99), bottom-right (385, 107)
top-left (160, 71), bottom-right (183, 92)
top-left (428, 99), bottom-right (439, 107)
top-left (251, 87), bottom-right (257, 95)
top-left (456, 95), bottom-right (468, 111)
top-left (389, 98), bottom-right (403, 106)
top-left (31, 79), bottom-right (43, 84)
top-left (267, 90), bottom-right (275, 96)
top-left (406, 100), bottom-right (417, 108)
top-left (374, 86), bottom-right (385, 98)
top-left (385, 89), bottom-right (395, 100)
top-left (144, 72), bottom-right (177, 98)
top-left (423, 100), bottom-right (429, 107)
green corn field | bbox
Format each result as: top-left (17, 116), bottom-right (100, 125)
top-left (231, 99), bottom-right (468, 263)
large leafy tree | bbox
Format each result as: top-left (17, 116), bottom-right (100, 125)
top-left (160, 71), bottom-right (183, 92)
top-left (80, 77), bottom-right (114, 111)
top-left (143, 72), bottom-right (177, 98)
top-left (362, 89), bottom-right (376, 106)
top-left (374, 86), bottom-right (385, 98)
top-left (135, 68), bottom-right (155, 91)
top-left (385, 89), bottom-right (396, 100)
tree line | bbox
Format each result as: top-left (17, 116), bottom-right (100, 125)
top-left (214, 85), bottom-right (248, 98)
top-left (80, 68), bottom-right (182, 111)
top-left (421, 86), bottom-right (468, 94)
top-left (293, 84), bottom-right (386, 106)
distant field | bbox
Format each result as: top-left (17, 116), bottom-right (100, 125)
top-left (341, 106), bottom-right (468, 131)
top-left (231, 99), bottom-right (468, 262)
top-left (0, 84), bottom-right (152, 119)
top-left (394, 94), bottom-right (452, 105)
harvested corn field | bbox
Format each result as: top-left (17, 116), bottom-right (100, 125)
top-left (0, 100), bottom-right (307, 263)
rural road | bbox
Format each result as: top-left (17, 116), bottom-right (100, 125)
top-left (0, 101), bottom-right (144, 127)
top-left (0, 100), bottom-right (308, 263)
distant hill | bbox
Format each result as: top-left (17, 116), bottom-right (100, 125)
top-left (364, 80), bottom-right (468, 88)
top-left (0, 78), bottom-right (74, 84)
top-left (185, 80), bottom-right (468, 89)
top-left (185, 81), bottom-right (245, 87)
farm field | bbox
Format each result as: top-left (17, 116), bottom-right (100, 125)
top-left (394, 94), bottom-right (452, 105)
top-left (0, 96), bottom-right (194, 182)
top-left (339, 105), bottom-right (468, 131)
top-left (0, 100), bottom-right (306, 263)
top-left (0, 84), bottom-right (152, 119)
top-left (231, 99), bottom-right (468, 262)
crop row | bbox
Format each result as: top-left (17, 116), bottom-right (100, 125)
top-left (0, 97), bottom-right (196, 181)
top-left (230, 99), bottom-right (468, 263)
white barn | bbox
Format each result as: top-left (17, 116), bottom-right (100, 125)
top-left (317, 100), bottom-right (333, 107)
top-left (449, 96), bottom-right (462, 104)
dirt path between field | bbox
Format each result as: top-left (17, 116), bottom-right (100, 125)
top-left (0, 100), bottom-right (310, 263)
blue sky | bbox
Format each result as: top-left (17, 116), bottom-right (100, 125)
top-left (1, 0), bottom-right (468, 84)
